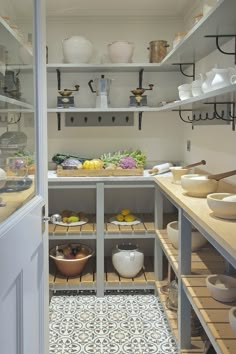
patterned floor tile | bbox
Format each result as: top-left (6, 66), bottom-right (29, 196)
top-left (49, 294), bottom-right (178, 354)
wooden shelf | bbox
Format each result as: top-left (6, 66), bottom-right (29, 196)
top-left (49, 214), bottom-right (155, 240)
top-left (155, 281), bottom-right (205, 353)
top-left (183, 276), bottom-right (236, 354)
top-left (49, 256), bottom-right (155, 291)
top-left (156, 229), bottom-right (226, 277)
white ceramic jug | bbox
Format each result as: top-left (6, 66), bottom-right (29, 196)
top-left (201, 70), bottom-right (215, 93)
top-left (107, 41), bottom-right (134, 63)
top-left (211, 68), bottom-right (232, 90)
top-left (62, 36), bottom-right (93, 63)
top-left (112, 243), bottom-right (144, 278)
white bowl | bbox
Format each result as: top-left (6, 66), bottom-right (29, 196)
top-left (166, 221), bottom-right (207, 252)
top-left (170, 166), bottom-right (189, 184)
top-left (181, 174), bottom-right (218, 197)
top-left (178, 90), bottom-right (192, 100)
top-left (229, 307), bottom-right (236, 332)
top-left (206, 274), bottom-right (236, 302)
top-left (207, 193), bottom-right (236, 219)
top-left (192, 87), bottom-right (203, 97)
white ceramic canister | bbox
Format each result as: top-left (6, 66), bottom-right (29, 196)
top-left (112, 243), bottom-right (144, 278)
top-left (107, 41), bottom-right (134, 63)
top-left (62, 36), bottom-right (93, 63)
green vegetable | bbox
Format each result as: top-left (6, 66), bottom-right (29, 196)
top-left (52, 153), bottom-right (90, 165)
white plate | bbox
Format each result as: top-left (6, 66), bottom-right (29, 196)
top-left (55, 217), bottom-right (88, 226)
top-left (109, 216), bottom-right (141, 225)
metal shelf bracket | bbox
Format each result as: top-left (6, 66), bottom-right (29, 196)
top-left (172, 63), bottom-right (195, 80)
top-left (205, 35), bottom-right (236, 64)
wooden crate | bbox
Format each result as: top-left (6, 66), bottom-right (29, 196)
top-left (57, 165), bottom-right (144, 177)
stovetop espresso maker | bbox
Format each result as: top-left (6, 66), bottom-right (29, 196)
top-left (88, 74), bottom-right (112, 108)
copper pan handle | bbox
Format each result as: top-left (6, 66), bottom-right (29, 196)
top-left (208, 169), bottom-right (236, 181)
top-left (183, 160), bottom-right (206, 169)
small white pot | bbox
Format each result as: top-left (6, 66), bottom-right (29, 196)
top-left (108, 41), bottom-right (134, 63)
top-left (112, 243), bottom-right (144, 278)
top-left (62, 36), bottom-right (93, 63)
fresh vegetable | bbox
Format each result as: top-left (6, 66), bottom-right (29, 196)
top-left (119, 156), bottom-right (136, 169)
top-left (61, 158), bottom-right (82, 169)
top-left (100, 149), bottom-right (146, 168)
top-left (52, 153), bottom-right (89, 165)
top-left (83, 159), bottom-right (104, 169)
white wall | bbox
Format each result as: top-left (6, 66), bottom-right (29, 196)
top-left (46, 16), bottom-right (185, 166)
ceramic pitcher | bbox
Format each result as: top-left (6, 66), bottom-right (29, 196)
top-left (107, 41), bottom-right (134, 63)
top-left (62, 36), bottom-right (93, 63)
top-left (112, 243), bottom-right (144, 278)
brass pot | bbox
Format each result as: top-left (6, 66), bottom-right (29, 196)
top-left (148, 40), bottom-right (169, 63)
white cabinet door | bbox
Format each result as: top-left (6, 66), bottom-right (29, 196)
top-left (0, 0), bottom-right (48, 353)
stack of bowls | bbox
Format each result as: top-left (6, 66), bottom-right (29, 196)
top-left (178, 84), bottom-right (192, 100)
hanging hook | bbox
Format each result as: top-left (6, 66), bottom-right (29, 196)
top-left (172, 63), bottom-right (195, 80)
top-left (172, 109), bottom-right (193, 124)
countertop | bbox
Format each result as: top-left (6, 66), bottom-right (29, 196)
top-left (154, 175), bottom-right (236, 266)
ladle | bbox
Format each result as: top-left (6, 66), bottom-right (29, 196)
top-left (183, 160), bottom-right (206, 169)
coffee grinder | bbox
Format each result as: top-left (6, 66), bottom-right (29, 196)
top-left (88, 75), bottom-right (112, 108)
top-left (129, 84), bottom-right (154, 106)
top-left (57, 85), bottom-right (80, 108)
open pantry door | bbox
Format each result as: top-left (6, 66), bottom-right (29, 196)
top-left (0, 0), bottom-right (48, 353)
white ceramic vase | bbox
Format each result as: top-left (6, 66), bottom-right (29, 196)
top-left (107, 41), bottom-right (134, 63)
top-left (62, 36), bottom-right (93, 63)
top-left (112, 243), bottom-right (144, 278)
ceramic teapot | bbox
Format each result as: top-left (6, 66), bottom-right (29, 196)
top-left (211, 68), bottom-right (234, 90)
top-left (62, 36), bottom-right (93, 63)
top-left (200, 70), bottom-right (215, 93)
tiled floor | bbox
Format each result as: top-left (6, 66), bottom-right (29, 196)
top-left (49, 293), bottom-right (178, 354)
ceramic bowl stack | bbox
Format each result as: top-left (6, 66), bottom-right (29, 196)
top-left (181, 174), bottom-right (218, 197)
top-left (167, 221), bottom-right (207, 252)
top-left (206, 274), bottom-right (236, 302)
top-left (207, 193), bottom-right (236, 219)
top-left (178, 83), bottom-right (192, 100)
top-left (191, 78), bottom-right (203, 97)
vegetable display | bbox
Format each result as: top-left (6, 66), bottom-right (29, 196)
top-left (53, 149), bottom-right (146, 170)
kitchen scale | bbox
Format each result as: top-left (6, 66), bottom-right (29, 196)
top-left (57, 85), bottom-right (80, 108)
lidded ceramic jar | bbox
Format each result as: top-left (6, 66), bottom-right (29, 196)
top-left (112, 243), bottom-right (144, 278)
top-left (107, 40), bottom-right (134, 63)
top-left (62, 36), bottom-right (93, 63)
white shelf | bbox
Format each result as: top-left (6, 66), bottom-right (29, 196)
top-left (0, 95), bottom-right (33, 110)
top-left (47, 107), bottom-right (163, 113)
top-left (163, 0), bottom-right (236, 65)
top-left (46, 63), bottom-right (177, 73)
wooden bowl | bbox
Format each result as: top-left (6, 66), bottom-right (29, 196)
top-left (49, 243), bottom-right (93, 277)
top-left (207, 193), bottom-right (236, 219)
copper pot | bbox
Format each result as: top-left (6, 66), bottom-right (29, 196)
top-left (147, 40), bottom-right (169, 63)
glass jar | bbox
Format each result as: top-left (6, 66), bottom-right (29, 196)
top-left (173, 32), bottom-right (186, 49)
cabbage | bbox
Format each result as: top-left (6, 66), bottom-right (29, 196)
top-left (119, 156), bottom-right (136, 169)
top-left (61, 158), bottom-right (81, 168)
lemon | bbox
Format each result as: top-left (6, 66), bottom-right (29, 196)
top-left (116, 214), bottom-right (124, 222)
top-left (124, 214), bottom-right (136, 222)
top-left (121, 208), bottom-right (131, 216)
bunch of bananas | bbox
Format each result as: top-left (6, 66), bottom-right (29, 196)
top-left (115, 208), bottom-right (136, 222)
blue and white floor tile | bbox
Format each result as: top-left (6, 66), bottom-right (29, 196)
top-left (49, 294), bottom-right (178, 354)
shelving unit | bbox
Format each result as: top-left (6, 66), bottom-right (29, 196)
top-left (154, 175), bottom-right (236, 353)
top-left (48, 173), bottom-right (156, 295)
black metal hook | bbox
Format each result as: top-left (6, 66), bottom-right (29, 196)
top-left (172, 109), bottom-right (193, 123)
top-left (56, 69), bottom-right (61, 90)
top-left (57, 112), bottom-right (61, 130)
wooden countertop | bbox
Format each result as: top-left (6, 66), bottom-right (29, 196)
top-left (154, 175), bottom-right (236, 265)
top-left (0, 181), bottom-right (35, 223)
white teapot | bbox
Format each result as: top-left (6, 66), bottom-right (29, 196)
top-left (62, 36), bottom-right (93, 63)
top-left (200, 70), bottom-right (215, 93)
top-left (211, 68), bottom-right (234, 90)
